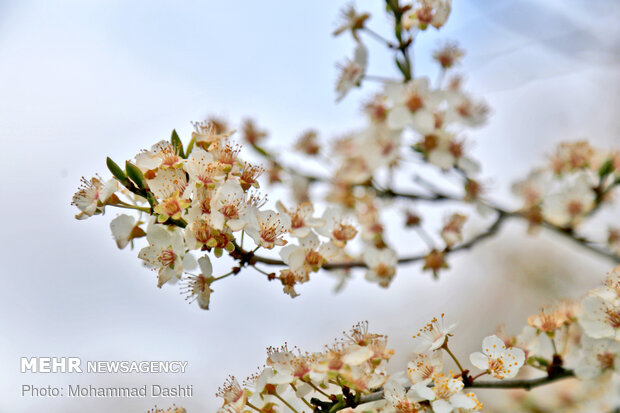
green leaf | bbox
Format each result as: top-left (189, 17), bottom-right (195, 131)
top-left (170, 129), bottom-right (185, 158)
top-left (395, 58), bottom-right (408, 79)
top-left (125, 161), bottom-right (147, 190)
top-left (106, 157), bottom-right (131, 187)
top-left (598, 158), bottom-right (614, 178)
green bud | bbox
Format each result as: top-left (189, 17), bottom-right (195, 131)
top-left (170, 129), bottom-right (185, 158)
top-left (125, 161), bottom-right (147, 190)
top-left (106, 157), bottom-right (131, 187)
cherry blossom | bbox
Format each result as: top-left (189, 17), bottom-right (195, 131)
top-left (469, 335), bottom-right (525, 379)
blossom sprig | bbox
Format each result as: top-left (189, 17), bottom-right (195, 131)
top-left (213, 268), bottom-right (620, 412)
top-left (513, 141), bottom-right (620, 231)
top-left (75, 0), bottom-right (620, 311)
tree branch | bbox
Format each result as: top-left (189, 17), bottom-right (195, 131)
top-left (356, 369), bottom-right (575, 404)
top-left (248, 139), bottom-right (620, 267)
top-left (242, 210), bottom-right (509, 269)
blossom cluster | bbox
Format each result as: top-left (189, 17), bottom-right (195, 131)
top-left (73, 0), bottom-right (620, 313)
top-left (72, 122), bottom-right (359, 308)
top-left (215, 319), bottom-right (484, 413)
top-left (71, 0), bottom-right (493, 307)
top-left (513, 141), bottom-right (620, 230)
top-left (214, 267), bottom-right (620, 412)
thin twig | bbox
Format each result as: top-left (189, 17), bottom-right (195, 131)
top-left (242, 210), bottom-right (508, 270)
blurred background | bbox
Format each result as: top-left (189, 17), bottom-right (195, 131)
top-left (0, 0), bottom-right (619, 411)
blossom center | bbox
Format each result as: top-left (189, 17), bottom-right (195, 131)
top-left (159, 249), bottom-right (176, 267)
top-left (332, 222), bottom-right (357, 242)
top-left (406, 94), bottom-right (424, 112)
top-left (605, 308), bottom-right (620, 328)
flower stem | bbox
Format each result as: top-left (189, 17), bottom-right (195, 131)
top-left (274, 392), bottom-right (300, 413)
top-left (213, 270), bottom-right (235, 282)
top-left (291, 383), bottom-right (313, 409)
top-left (246, 401), bottom-right (262, 412)
top-left (302, 378), bottom-right (331, 399)
top-left (442, 340), bottom-right (465, 374)
top-left (111, 202), bottom-right (150, 213)
top-left (362, 27), bottom-right (396, 48)
top-left (470, 371), bottom-right (488, 381)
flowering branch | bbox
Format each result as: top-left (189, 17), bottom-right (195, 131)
top-left (241, 209), bottom-right (508, 271)
top-left (216, 266), bottom-right (620, 413)
top-left (357, 369), bottom-right (575, 404)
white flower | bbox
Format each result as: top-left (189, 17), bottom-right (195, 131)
top-left (246, 368), bottom-right (281, 408)
top-left (515, 325), bottom-right (542, 358)
top-left (183, 256), bottom-right (214, 310)
top-left (363, 247), bottom-right (398, 288)
top-left (418, 132), bottom-right (479, 174)
top-left (331, 124), bottom-right (403, 184)
top-left (216, 377), bottom-right (248, 413)
top-left (333, 3), bottom-right (370, 39)
top-left (575, 335), bottom-right (620, 380)
top-left (342, 344), bottom-right (374, 366)
top-left (279, 232), bottom-right (339, 273)
top-left (605, 266), bottom-right (620, 297)
top-left (135, 140), bottom-right (183, 171)
top-left (276, 201), bottom-right (324, 238)
top-left (407, 351), bottom-right (443, 385)
top-left (412, 314), bottom-right (457, 353)
top-left (191, 120), bottom-right (235, 151)
top-left (210, 180), bottom-right (250, 232)
top-left (335, 42), bottom-right (368, 102)
top-left (265, 347), bottom-right (311, 384)
top-left (138, 223), bottom-right (196, 287)
top-left (444, 91), bottom-right (489, 127)
top-left (146, 168), bottom-right (188, 200)
top-left (469, 335), bottom-right (525, 379)
top-left (383, 378), bottom-right (425, 413)
top-left (245, 209), bottom-right (290, 249)
top-left (72, 176), bottom-right (118, 219)
top-left (110, 214), bottom-right (138, 249)
top-left (403, 0), bottom-right (452, 31)
top-left (579, 293), bottom-right (620, 340)
top-left (411, 373), bottom-right (480, 413)
top-left (386, 78), bottom-right (439, 134)
top-left (316, 208), bottom-right (358, 246)
top-left (183, 147), bottom-right (225, 189)
top-left (512, 169), bottom-right (551, 207)
top-left (441, 213), bottom-right (467, 248)
top-left (542, 172), bottom-right (596, 227)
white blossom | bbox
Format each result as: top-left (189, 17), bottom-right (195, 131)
top-left (336, 42), bottom-right (367, 102)
top-left (245, 209), bottom-right (290, 249)
top-left (412, 314), bottom-right (457, 353)
top-left (575, 335), bottom-right (620, 380)
top-left (579, 292), bottom-right (620, 340)
top-left (363, 247), bottom-right (398, 287)
top-left (138, 223), bottom-right (196, 287)
top-left (72, 176), bottom-right (118, 219)
top-left (110, 214), bottom-right (136, 249)
top-left (469, 335), bottom-right (525, 379)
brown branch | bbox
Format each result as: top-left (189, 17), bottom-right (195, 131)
top-left (380, 188), bottom-right (620, 264)
top-left (241, 210), bottom-right (509, 270)
top-left (357, 369), bottom-right (575, 404)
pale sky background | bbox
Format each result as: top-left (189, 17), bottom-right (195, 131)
top-left (1, 0), bottom-right (619, 412)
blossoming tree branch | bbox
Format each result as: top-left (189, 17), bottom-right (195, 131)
top-left (72, 0), bottom-right (620, 411)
